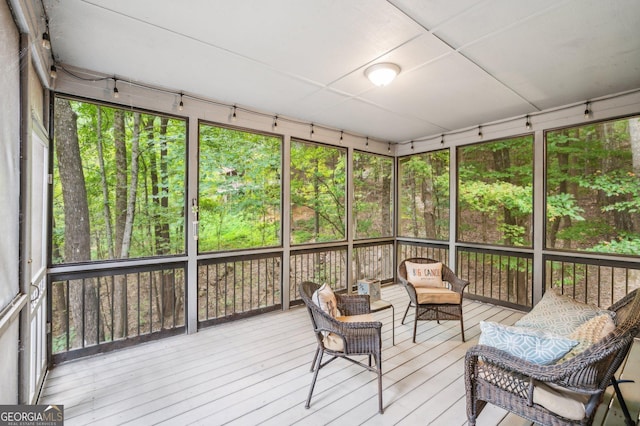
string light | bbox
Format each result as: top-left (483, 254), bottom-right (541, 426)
top-left (113, 79), bottom-right (119, 99)
top-left (410, 140), bottom-right (414, 150)
top-left (49, 64), bottom-right (57, 79)
top-left (57, 63), bottom-right (640, 153)
top-left (478, 125), bottom-right (483, 139)
top-left (310, 123), bottom-right (315, 138)
top-left (273, 115), bottom-right (278, 129)
top-left (231, 105), bottom-right (237, 122)
top-left (388, 142), bottom-right (391, 153)
top-left (525, 115), bottom-right (531, 130)
top-left (366, 137), bottom-right (369, 147)
top-left (42, 32), bottom-right (51, 50)
top-left (178, 93), bottom-right (184, 111)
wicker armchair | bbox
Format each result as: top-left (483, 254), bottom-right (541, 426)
top-left (398, 257), bottom-right (469, 342)
top-left (299, 281), bottom-right (384, 414)
top-left (465, 289), bottom-right (640, 426)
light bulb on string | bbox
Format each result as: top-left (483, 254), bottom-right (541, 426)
top-left (525, 115), bottom-right (531, 130)
top-left (478, 126), bottom-right (483, 139)
top-left (113, 79), bottom-right (120, 99)
top-left (178, 93), bottom-right (184, 111)
top-left (584, 102), bottom-right (591, 119)
top-left (49, 65), bottom-right (57, 79)
top-left (440, 134), bottom-right (444, 145)
top-left (388, 142), bottom-right (391, 153)
top-left (310, 123), bottom-right (315, 138)
top-left (42, 32), bottom-right (51, 50)
top-left (231, 105), bottom-right (237, 122)
top-left (410, 140), bottom-right (414, 150)
top-left (339, 131), bottom-right (343, 144)
top-left (273, 115), bottom-right (278, 129)
top-left (366, 137), bottom-right (369, 147)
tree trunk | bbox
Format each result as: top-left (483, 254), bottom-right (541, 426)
top-left (54, 98), bottom-right (98, 348)
top-left (120, 112), bottom-right (140, 258)
top-left (114, 110), bottom-right (127, 258)
top-left (96, 107), bottom-right (115, 259)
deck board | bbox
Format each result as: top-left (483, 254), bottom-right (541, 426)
top-left (39, 284), bottom-right (639, 425)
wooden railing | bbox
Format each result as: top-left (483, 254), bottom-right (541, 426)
top-left (48, 261), bottom-right (186, 363)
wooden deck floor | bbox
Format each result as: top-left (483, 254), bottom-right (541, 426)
top-left (39, 285), bottom-right (640, 425)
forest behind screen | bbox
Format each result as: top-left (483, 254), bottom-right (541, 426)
top-left (52, 99), bottom-right (640, 265)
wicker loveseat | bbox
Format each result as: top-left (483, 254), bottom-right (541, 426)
top-left (465, 288), bottom-right (640, 425)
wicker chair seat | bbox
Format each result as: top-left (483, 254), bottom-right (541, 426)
top-left (415, 286), bottom-right (461, 304)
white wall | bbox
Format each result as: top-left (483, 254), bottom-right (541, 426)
top-left (0, 0), bottom-right (23, 404)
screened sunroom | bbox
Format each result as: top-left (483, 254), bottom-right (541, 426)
top-left (2, 1), bottom-right (640, 424)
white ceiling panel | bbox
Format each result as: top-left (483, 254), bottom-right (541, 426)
top-left (44, 0), bottom-right (640, 143)
top-left (389, 0), bottom-right (486, 30)
top-left (431, 0), bottom-right (562, 48)
top-left (459, 0), bottom-right (640, 110)
top-left (80, 0), bottom-right (424, 85)
top-left (311, 98), bottom-right (444, 142)
top-left (361, 53), bottom-right (533, 131)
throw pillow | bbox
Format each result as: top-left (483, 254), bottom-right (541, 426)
top-left (479, 321), bottom-right (578, 365)
top-left (404, 261), bottom-right (444, 288)
top-left (312, 283), bottom-right (338, 318)
top-left (558, 313), bottom-right (616, 362)
top-left (514, 288), bottom-right (614, 336)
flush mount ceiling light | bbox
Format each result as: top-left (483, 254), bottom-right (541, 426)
top-left (365, 62), bottom-right (400, 87)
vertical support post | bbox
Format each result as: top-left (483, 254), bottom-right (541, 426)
top-left (186, 117), bottom-right (199, 333)
top-left (532, 129), bottom-right (545, 305)
top-left (347, 146), bottom-right (354, 293)
top-left (282, 135), bottom-right (291, 308)
top-left (448, 145), bottom-right (458, 271)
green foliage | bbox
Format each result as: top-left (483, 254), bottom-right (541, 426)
top-left (353, 152), bottom-right (393, 239)
top-left (590, 234), bottom-right (640, 255)
top-left (458, 136), bottom-right (533, 246)
top-left (546, 117), bottom-right (640, 255)
top-left (290, 140), bottom-right (346, 244)
top-left (52, 100), bottom-right (187, 263)
top-left (198, 124), bottom-right (281, 252)
top-left (546, 193), bottom-right (585, 222)
top-left (398, 150), bottom-right (450, 239)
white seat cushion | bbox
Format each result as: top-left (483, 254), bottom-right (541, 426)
top-left (533, 381), bottom-right (590, 421)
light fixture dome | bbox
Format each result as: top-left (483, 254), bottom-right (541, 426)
top-left (365, 62), bottom-right (400, 87)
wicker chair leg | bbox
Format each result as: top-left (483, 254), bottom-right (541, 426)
top-left (310, 347), bottom-right (320, 372)
top-left (610, 377), bottom-right (634, 426)
top-left (306, 348), bottom-right (324, 409)
top-left (413, 308), bottom-right (418, 343)
top-left (376, 353), bottom-right (384, 414)
top-left (401, 303), bottom-right (411, 324)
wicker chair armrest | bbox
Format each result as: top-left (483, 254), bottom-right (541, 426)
top-left (446, 276), bottom-right (469, 294)
top-left (336, 293), bottom-right (371, 315)
top-left (397, 277), bottom-right (419, 305)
